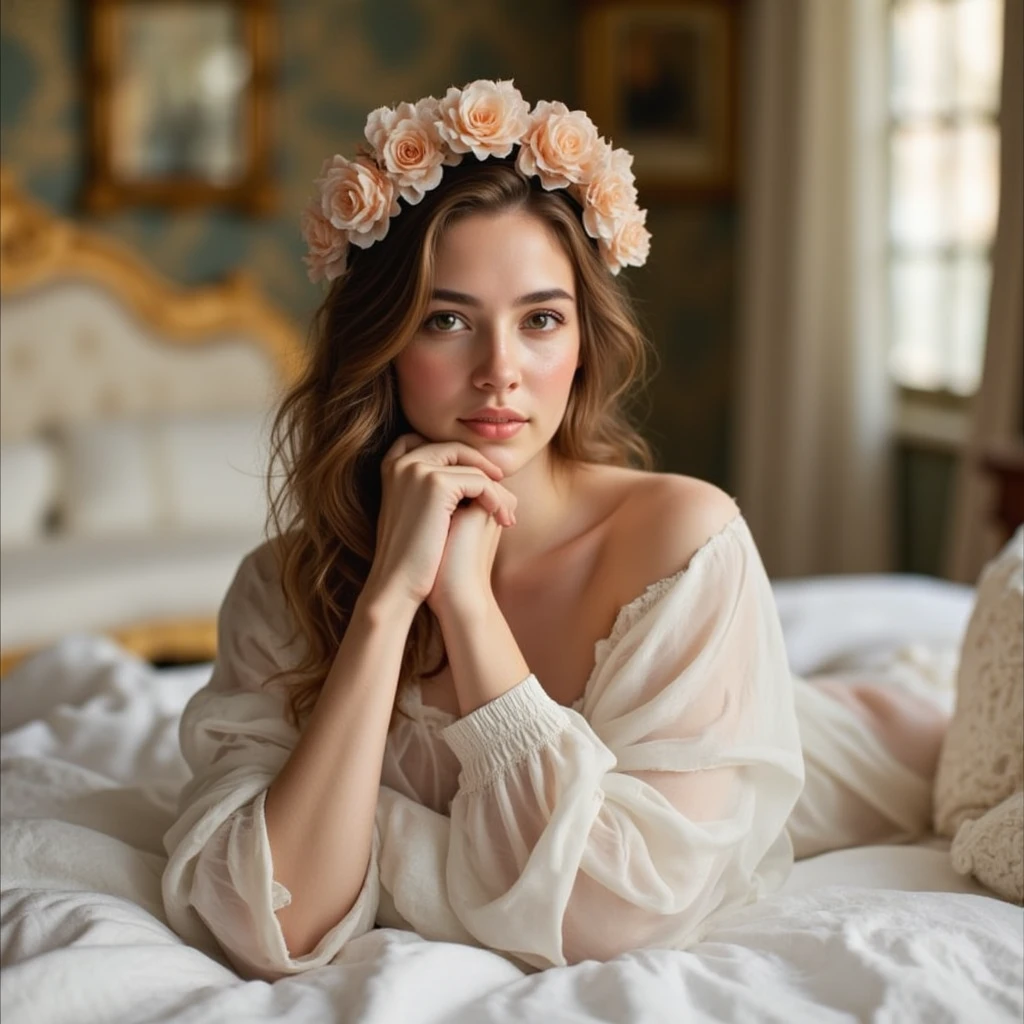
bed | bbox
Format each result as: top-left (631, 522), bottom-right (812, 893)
top-left (1, 173), bottom-right (1021, 1023)
top-left (2, 570), bottom-right (1021, 1021)
top-left (0, 167), bottom-right (304, 675)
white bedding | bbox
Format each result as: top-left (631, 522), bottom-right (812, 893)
top-left (1, 577), bottom-right (1021, 1023)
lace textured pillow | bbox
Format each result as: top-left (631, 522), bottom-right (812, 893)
top-left (933, 526), bottom-right (1023, 903)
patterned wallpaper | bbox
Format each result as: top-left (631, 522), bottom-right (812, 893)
top-left (0, 0), bottom-right (737, 484)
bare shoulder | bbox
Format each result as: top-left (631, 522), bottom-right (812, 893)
top-left (591, 468), bottom-right (741, 607)
top-left (616, 471), bottom-right (740, 576)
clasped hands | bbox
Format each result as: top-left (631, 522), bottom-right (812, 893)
top-left (366, 433), bottom-right (517, 624)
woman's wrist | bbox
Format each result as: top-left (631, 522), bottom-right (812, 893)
top-left (434, 592), bottom-right (531, 716)
top-left (431, 587), bottom-right (498, 633)
top-left (355, 576), bottom-right (422, 630)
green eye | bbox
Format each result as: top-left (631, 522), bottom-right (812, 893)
top-left (525, 311), bottom-right (563, 331)
top-left (427, 312), bottom-right (463, 332)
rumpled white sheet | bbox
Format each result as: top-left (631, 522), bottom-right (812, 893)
top-left (2, 577), bottom-right (1022, 1024)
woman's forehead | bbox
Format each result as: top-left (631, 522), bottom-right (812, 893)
top-left (432, 211), bottom-right (575, 297)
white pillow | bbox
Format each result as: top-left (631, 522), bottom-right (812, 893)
top-left (56, 411), bottom-right (273, 537)
top-left (57, 420), bottom-right (158, 535)
top-left (0, 438), bottom-right (59, 547)
top-left (157, 411), bottom-right (272, 532)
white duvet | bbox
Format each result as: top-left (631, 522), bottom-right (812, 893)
top-left (2, 577), bottom-right (1022, 1024)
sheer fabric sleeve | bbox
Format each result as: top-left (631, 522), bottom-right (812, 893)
top-left (161, 544), bottom-right (379, 980)
top-left (439, 515), bottom-right (805, 969)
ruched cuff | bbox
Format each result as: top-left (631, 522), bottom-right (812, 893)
top-left (440, 674), bottom-right (571, 791)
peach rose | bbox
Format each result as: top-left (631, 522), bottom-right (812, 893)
top-left (300, 200), bottom-right (347, 283)
top-left (436, 79), bottom-right (531, 160)
top-left (516, 101), bottom-right (605, 190)
top-left (600, 208), bottom-right (651, 275)
top-left (580, 147), bottom-right (638, 241)
top-left (364, 99), bottom-right (460, 205)
top-left (317, 154), bottom-right (399, 249)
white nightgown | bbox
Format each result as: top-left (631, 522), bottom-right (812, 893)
top-left (161, 515), bottom-right (933, 980)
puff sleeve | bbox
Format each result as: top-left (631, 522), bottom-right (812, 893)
top-left (438, 515), bottom-right (805, 968)
top-left (161, 544), bottom-right (380, 979)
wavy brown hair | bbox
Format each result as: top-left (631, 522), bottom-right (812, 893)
top-left (266, 160), bottom-right (653, 727)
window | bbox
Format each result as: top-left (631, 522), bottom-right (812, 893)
top-left (887, 0), bottom-right (1004, 396)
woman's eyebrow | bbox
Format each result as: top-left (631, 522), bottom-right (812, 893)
top-left (514, 288), bottom-right (574, 306)
top-left (430, 288), bottom-right (575, 306)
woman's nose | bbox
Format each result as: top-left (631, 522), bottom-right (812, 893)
top-left (471, 330), bottom-right (521, 391)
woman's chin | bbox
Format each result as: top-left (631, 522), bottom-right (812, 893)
top-left (473, 445), bottom-right (519, 473)
top-left (474, 442), bottom-right (535, 479)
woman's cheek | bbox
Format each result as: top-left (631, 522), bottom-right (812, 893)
top-left (535, 346), bottom-right (580, 406)
top-left (397, 349), bottom-right (461, 420)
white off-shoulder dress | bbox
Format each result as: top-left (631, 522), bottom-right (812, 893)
top-left (161, 515), bottom-right (933, 979)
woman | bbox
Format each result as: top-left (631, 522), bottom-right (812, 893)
top-left (162, 80), bottom-right (947, 980)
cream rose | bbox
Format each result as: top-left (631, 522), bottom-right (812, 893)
top-left (364, 100), bottom-right (460, 205)
top-left (436, 79), bottom-right (531, 160)
top-left (300, 200), bottom-right (347, 283)
top-left (600, 208), bottom-right (652, 275)
top-left (516, 101), bottom-right (605, 190)
top-left (580, 146), bottom-right (638, 241)
top-left (317, 154), bottom-right (399, 249)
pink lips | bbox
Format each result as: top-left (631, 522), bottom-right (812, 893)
top-left (459, 410), bottom-right (528, 440)
top-left (461, 418), bottom-right (526, 440)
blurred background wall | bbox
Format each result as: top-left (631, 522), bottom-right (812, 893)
top-left (0, 0), bottom-right (737, 490)
top-left (3, 0), bottom-right (1018, 580)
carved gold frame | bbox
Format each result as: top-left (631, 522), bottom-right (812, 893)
top-left (0, 167), bottom-right (304, 676)
top-left (0, 167), bottom-right (302, 381)
top-left (84, 0), bottom-right (277, 214)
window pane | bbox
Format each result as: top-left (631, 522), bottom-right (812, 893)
top-left (890, 256), bottom-right (950, 389)
top-left (887, 0), bottom-right (1002, 396)
top-left (948, 255), bottom-right (991, 393)
top-left (954, 121), bottom-right (1000, 245)
top-left (953, 0), bottom-right (1004, 113)
top-left (890, 125), bottom-right (954, 247)
top-left (891, 0), bottom-right (953, 118)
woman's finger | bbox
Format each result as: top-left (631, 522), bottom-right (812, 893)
top-left (433, 466), bottom-right (516, 508)
top-left (397, 441), bottom-right (504, 480)
top-left (382, 433), bottom-right (427, 465)
top-left (444, 472), bottom-right (517, 526)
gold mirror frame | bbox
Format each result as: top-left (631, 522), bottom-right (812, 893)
top-left (83, 0), bottom-right (277, 214)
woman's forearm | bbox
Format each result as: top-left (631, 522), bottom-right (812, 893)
top-left (436, 595), bottom-right (531, 716)
top-left (263, 588), bottom-right (416, 958)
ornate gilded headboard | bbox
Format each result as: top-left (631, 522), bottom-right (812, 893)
top-left (0, 166), bottom-right (306, 675)
top-left (0, 166), bottom-right (303, 440)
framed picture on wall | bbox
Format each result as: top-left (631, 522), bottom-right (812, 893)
top-left (580, 0), bottom-right (738, 197)
top-left (84, 0), bottom-right (276, 213)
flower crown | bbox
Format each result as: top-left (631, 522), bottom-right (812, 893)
top-left (301, 79), bottom-right (651, 284)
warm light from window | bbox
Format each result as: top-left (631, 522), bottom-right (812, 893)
top-left (887, 0), bottom-right (1003, 395)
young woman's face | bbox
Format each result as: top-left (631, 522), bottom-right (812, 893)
top-left (394, 210), bottom-right (581, 477)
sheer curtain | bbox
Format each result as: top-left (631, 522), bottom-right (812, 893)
top-left (946, 0), bottom-right (1023, 584)
top-left (733, 0), bottom-right (892, 578)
